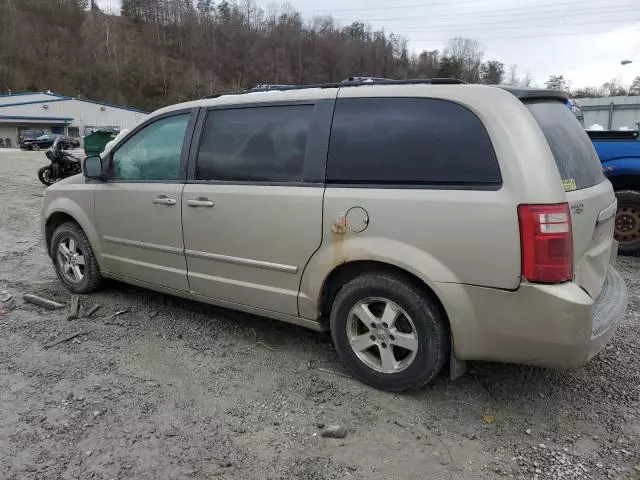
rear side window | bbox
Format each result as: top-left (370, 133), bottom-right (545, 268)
top-left (526, 101), bottom-right (604, 191)
top-left (196, 105), bottom-right (313, 183)
top-left (326, 98), bottom-right (501, 187)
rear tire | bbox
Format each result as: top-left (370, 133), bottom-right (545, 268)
top-left (50, 222), bottom-right (102, 294)
top-left (615, 190), bottom-right (640, 255)
top-left (330, 273), bottom-right (449, 392)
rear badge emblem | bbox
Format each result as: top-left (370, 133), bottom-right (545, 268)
top-left (571, 203), bottom-right (584, 215)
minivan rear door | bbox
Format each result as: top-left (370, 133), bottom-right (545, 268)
top-left (526, 100), bottom-right (616, 298)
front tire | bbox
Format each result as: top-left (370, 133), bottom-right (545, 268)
top-left (615, 190), bottom-right (640, 255)
top-left (50, 222), bottom-right (102, 294)
top-left (330, 273), bottom-right (449, 392)
top-left (37, 166), bottom-right (56, 186)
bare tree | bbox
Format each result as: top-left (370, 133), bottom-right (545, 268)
top-left (601, 78), bottom-right (627, 96)
top-left (520, 70), bottom-right (533, 87)
top-left (411, 50), bottom-right (439, 78)
top-left (0, 3), bottom-right (539, 111)
top-left (443, 37), bottom-right (484, 82)
top-left (505, 64), bottom-right (519, 85)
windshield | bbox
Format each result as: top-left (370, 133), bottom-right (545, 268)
top-left (526, 100), bottom-right (604, 191)
top-left (22, 130), bottom-right (42, 138)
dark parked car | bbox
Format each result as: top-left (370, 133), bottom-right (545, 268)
top-left (18, 129), bottom-right (46, 143)
top-left (20, 134), bottom-right (80, 151)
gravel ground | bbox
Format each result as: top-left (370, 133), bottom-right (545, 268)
top-left (1, 150), bottom-right (639, 480)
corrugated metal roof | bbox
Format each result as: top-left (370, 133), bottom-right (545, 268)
top-left (0, 115), bottom-right (73, 122)
top-left (0, 91), bottom-right (147, 113)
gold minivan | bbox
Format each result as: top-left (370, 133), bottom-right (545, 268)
top-left (41, 80), bottom-right (627, 391)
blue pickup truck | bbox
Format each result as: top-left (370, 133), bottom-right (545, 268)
top-left (588, 129), bottom-right (640, 254)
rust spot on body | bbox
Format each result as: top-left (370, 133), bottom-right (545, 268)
top-left (332, 213), bottom-right (348, 237)
top-left (331, 214), bottom-right (348, 267)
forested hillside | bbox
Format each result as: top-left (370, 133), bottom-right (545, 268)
top-left (0, 0), bottom-right (518, 111)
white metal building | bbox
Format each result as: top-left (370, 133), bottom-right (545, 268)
top-left (577, 95), bottom-right (640, 130)
top-left (0, 91), bottom-right (148, 148)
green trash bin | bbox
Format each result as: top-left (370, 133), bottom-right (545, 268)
top-left (84, 127), bottom-right (120, 156)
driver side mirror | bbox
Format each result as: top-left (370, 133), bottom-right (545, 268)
top-left (83, 155), bottom-right (104, 180)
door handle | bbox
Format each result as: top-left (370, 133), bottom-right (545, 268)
top-left (187, 198), bottom-right (215, 208)
top-left (153, 196), bottom-right (177, 205)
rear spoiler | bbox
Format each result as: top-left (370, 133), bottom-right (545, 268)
top-left (497, 86), bottom-right (569, 102)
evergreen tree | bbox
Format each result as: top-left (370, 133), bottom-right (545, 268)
top-left (437, 56), bottom-right (461, 79)
top-left (545, 75), bottom-right (568, 91)
top-left (629, 76), bottom-right (640, 96)
top-left (480, 60), bottom-right (504, 84)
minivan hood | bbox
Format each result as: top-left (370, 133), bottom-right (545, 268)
top-left (47, 174), bottom-right (86, 189)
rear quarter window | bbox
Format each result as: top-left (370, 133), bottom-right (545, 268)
top-left (526, 101), bottom-right (604, 191)
top-left (326, 97), bottom-right (501, 187)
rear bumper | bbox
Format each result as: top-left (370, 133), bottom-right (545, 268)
top-left (437, 266), bottom-right (627, 368)
top-left (587, 267), bottom-right (627, 361)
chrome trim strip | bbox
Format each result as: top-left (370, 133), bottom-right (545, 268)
top-left (103, 236), bottom-right (184, 255)
top-left (188, 271), bottom-right (296, 296)
top-left (102, 254), bottom-right (187, 276)
top-left (185, 249), bottom-right (298, 274)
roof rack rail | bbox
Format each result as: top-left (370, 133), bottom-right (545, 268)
top-left (341, 77), bottom-right (466, 85)
top-left (342, 77), bottom-right (392, 83)
top-left (250, 84), bottom-right (294, 91)
top-left (203, 77), bottom-right (465, 99)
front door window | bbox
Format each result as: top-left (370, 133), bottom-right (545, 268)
top-left (111, 114), bottom-right (189, 181)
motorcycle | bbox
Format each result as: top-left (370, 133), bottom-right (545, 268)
top-left (37, 136), bottom-right (83, 186)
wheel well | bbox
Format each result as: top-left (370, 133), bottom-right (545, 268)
top-left (45, 212), bottom-right (78, 255)
top-left (608, 175), bottom-right (640, 192)
top-left (319, 260), bottom-right (449, 327)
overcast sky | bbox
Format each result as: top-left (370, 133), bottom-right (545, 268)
top-left (95, 0), bottom-right (640, 88)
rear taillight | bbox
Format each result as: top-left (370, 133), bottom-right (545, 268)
top-left (518, 203), bottom-right (573, 283)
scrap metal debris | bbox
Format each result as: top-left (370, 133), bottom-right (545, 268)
top-left (44, 330), bottom-right (92, 349)
top-left (104, 309), bottom-right (130, 326)
top-left (320, 425), bottom-right (347, 438)
top-left (68, 295), bottom-right (81, 320)
top-left (317, 367), bottom-right (351, 379)
top-left (108, 309), bottom-right (130, 319)
top-left (0, 290), bottom-right (15, 315)
top-left (85, 304), bottom-right (101, 317)
top-left (256, 341), bottom-right (277, 352)
top-left (23, 294), bottom-right (64, 310)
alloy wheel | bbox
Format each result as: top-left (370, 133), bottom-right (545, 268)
top-left (56, 236), bottom-right (86, 284)
top-left (346, 297), bottom-right (419, 374)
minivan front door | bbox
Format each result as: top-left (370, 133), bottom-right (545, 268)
top-left (94, 112), bottom-right (195, 292)
top-left (181, 103), bottom-right (332, 316)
